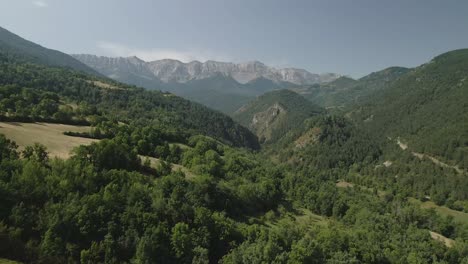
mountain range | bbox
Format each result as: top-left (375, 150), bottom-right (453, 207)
top-left (72, 54), bottom-right (340, 113)
top-left (72, 54), bottom-right (339, 85)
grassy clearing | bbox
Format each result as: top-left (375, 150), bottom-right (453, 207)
top-left (256, 207), bottom-right (327, 231)
top-left (337, 181), bottom-right (468, 224)
top-left (171, 143), bottom-right (191, 150)
top-left (86, 80), bottom-right (123, 90)
top-left (336, 180), bottom-right (387, 197)
top-left (409, 198), bottom-right (468, 224)
top-left (0, 122), bottom-right (195, 176)
top-left (336, 180), bottom-right (354, 188)
top-left (292, 208), bottom-right (327, 227)
top-left (429, 231), bottom-right (455, 248)
top-left (0, 122), bottom-right (97, 159)
top-left (140, 155), bottom-right (196, 179)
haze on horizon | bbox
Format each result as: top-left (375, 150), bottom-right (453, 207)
top-left (0, 0), bottom-right (467, 77)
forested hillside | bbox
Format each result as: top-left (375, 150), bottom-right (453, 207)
top-left (292, 67), bottom-right (409, 109)
top-left (350, 49), bottom-right (468, 169)
top-left (0, 54), bottom-right (259, 149)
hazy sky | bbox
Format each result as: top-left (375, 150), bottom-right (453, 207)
top-left (0, 0), bottom-right (467, 77)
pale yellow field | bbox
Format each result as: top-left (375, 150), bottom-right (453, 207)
top-left (0, 122), bottom-right (98, 159)
top-left (429, 231), bottom-right (455, 248)
top-left (336, 180), bottom-right (354, 188)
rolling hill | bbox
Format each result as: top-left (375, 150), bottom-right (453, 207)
top-left (233, 89), bottom-right (323, 143)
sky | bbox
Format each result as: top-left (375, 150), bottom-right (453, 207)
top-left (0, 0), bottom-right (467, 77)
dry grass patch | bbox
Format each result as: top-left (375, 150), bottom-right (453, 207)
top-left (293, 208), bottom-right (327, 227)
top-left (0, 122), bottom-right (97, 159)
top-left (429, 231), bottom-right (455, 248)
top-left (336, 180), bottom-right (354, 188)
top-left (295, 127), bottom-right (321, 148)
top-left (258, 207), bottom-right (327, 230)
top-left (87, 80), bottom-right (124, 90)
top-left (409, 198), bottom-right (468, 224)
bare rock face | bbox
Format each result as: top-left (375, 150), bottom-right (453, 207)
top-left (250, 103), bottom-right (286, 142)
top-left (70, 54), bottom-right (156, 81)
top-left (72, 54), bottom-right (339, 85)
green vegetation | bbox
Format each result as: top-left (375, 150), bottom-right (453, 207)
top-left (0, 132), bottom-right (284, 263)
top-left (360, 143), bottom-right (468, 210)
top-left (1, 123), bottom-right (467, 263)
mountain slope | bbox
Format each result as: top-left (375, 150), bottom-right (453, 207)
top-left (0, 26), bottom-right (99, 75)
top-left (292, 67), bottom-right (409, 108)
top-left (233, 89), bottom-right (323, 143)
top-left (350, 49), bottom-right (468, 169)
